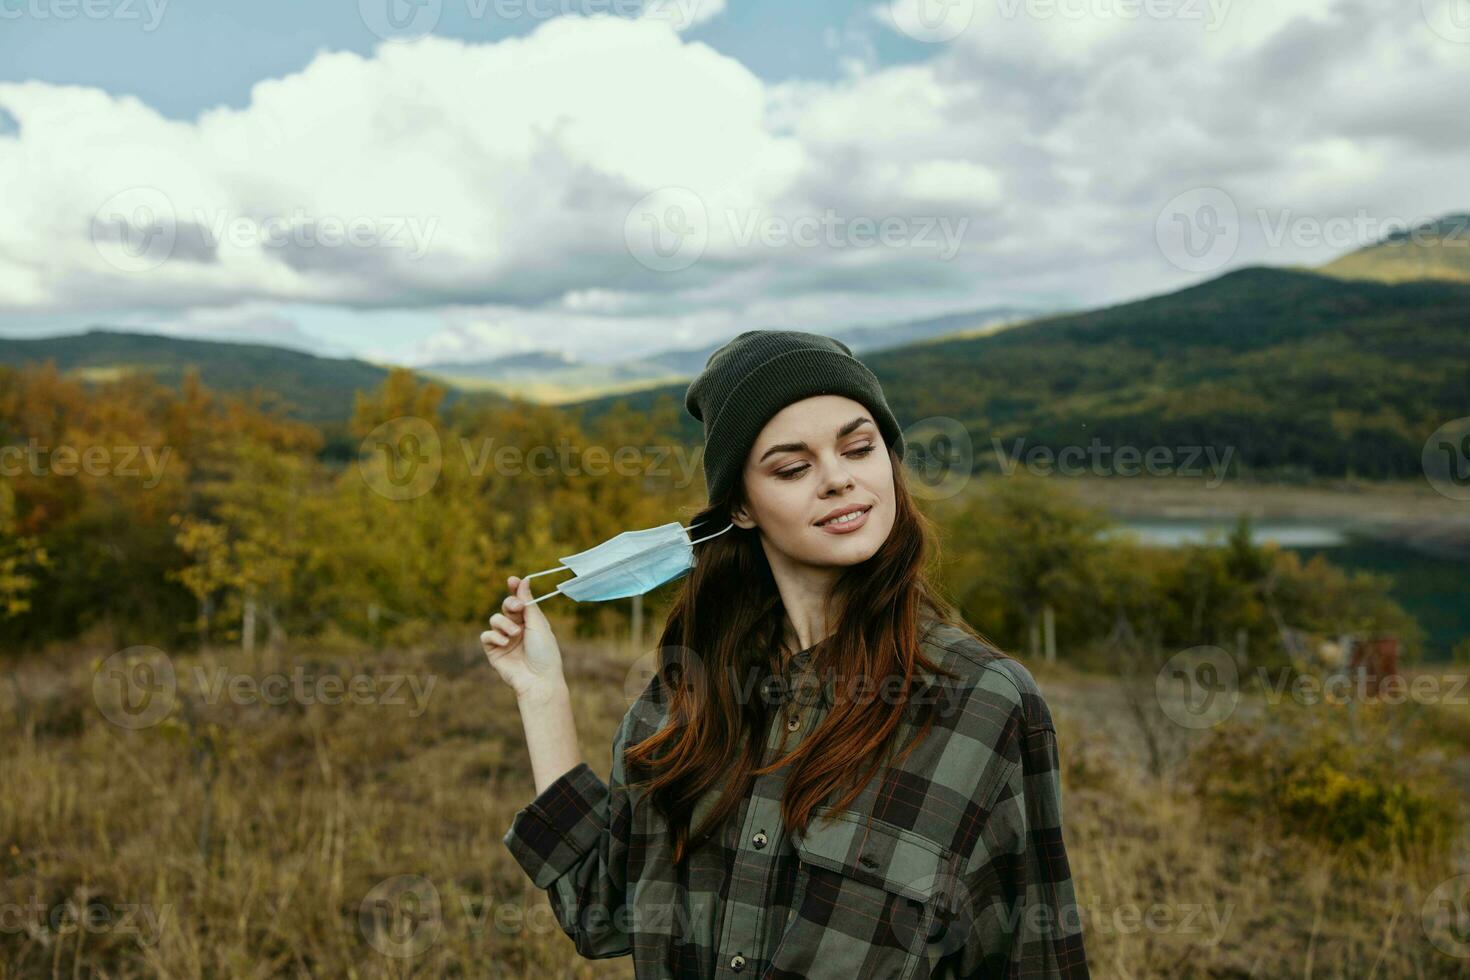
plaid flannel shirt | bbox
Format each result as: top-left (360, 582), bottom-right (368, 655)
top-left (503, 616), bottom-right (1090, 979)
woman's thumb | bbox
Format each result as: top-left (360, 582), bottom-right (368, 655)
top-left (517, 576), bottom-right (550, 628)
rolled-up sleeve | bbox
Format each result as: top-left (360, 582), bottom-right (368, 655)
top-left (502, 710), bottom-right (637, 960)
top-left (951, 719), bottom-right (1089, 979)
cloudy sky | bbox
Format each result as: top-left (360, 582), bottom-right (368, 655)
top-left (1, 0), bottom-right (1466, 365)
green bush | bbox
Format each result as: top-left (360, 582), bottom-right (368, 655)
top-left (1185, 700), bottom-right (1460, 864)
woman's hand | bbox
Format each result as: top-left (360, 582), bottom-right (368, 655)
top-left (482, 575), bottom-right (568, 701)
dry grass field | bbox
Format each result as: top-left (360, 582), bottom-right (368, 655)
top-left (3, 624), bottom-right (1467, 979)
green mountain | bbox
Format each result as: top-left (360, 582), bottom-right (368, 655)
top-left (574, 266), bottom-right (1470, 481)
top-left (0, 329), bottom-right (427, 422)
top-left (1319, 214), bottom-right (1470, 285)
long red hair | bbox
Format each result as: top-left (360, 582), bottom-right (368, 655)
top-left (625, 445), bottom-right (994, 864)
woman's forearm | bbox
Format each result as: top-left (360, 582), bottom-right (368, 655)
top-left (516, 681), bottom-right (583, 797)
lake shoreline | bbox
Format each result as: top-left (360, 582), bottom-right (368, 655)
top-left (1053, 474), bottom-right (1470, 562)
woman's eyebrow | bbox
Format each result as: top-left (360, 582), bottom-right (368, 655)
top-left (758, 417), bottom-right (874, 462)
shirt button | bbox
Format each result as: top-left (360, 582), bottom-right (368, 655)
top-left (730, 952), bottom-right (747, 971)
top-left (786, 714), bottom-right (801, 732)
top-left (752, 830), bottom-right (768, 849)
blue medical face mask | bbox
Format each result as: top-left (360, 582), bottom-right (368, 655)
top-left (520, 519), bottom-right (735, 604)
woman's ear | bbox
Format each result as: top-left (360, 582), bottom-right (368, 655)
top-left (730, 506), bottom-right (757, 530)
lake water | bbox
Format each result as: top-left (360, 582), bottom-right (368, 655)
top-left (1106, 518), bottom-right (1470, 661)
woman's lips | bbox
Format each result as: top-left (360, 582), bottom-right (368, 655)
top-left (815, 505), bottom-right (871, 534)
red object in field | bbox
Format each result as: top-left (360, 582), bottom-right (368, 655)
top-left (1348, 633), bottom-right (1400, 694)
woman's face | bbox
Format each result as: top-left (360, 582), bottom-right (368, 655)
top-left (731, 394), bottom-right (897, 567)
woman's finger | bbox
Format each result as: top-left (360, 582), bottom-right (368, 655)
top-left (489, 613), bottom-right (520, 635)
top-left (481, 629), bottom-right (508, 648)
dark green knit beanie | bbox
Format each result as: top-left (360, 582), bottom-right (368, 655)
top-left (684, 330), bottom-right (906, 505)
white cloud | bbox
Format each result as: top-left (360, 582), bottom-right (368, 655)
top-left (1, 1), bottom-right (1467, 366)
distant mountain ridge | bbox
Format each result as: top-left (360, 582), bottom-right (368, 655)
top-left (0, 329), bottom-right (414, 422)
top-left (422, 350), bottom-right (580, 377)
top-left (418, 304), bottom-right (1041, 403)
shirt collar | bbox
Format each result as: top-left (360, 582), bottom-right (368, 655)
top-left (781, 609), bottom-right (946, 701)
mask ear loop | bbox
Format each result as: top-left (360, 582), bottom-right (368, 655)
top-left (519, 521), bottom-right (736, 607)
top-left (519, 565), bottom-right (568, 606)
top-left (685, 520), bottom-right (736, 545)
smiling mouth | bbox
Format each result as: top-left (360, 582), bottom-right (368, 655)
top-left (815, 505), bottom-right (872, 527)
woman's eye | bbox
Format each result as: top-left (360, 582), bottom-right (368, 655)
top-left (774, 445), bottom-right (874, 480)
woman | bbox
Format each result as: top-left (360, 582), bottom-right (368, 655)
top-left (483, 330), bottom-right (1090, 979)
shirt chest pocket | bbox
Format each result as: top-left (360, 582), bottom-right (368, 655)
top-left (774, 806), bottom-right (960, 980)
